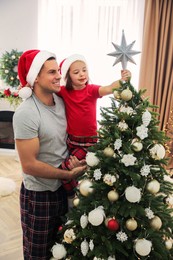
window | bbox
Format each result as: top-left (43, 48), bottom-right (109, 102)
top-left (38, 0), bottom-right (145, 118)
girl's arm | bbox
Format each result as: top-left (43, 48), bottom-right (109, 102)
top-left (99, 69), bottom-right (131, 97)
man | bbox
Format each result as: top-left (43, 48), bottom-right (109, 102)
top-left (13, 50), bottom-right (86, 260)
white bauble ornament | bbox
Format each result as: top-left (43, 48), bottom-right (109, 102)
top-left (135, 239), bottom-right (152, 256)
top-left (108, 256), bottom-right (116, 260)
top-left (150, 216), bottom-right (162, 230)
top-left (73, 197), bottom-right (80, 207)
top-left (18, 86), bottom-right (32, 99)
top-left (120, 88), bottom-right (133, 101)
top-left (79, 179), bottom-right (94, 196)
top-left (107, 190), bottom-right (119, 202)
top-left (86, 152), bottom-right (100, 167)
top-left (88, 207), bottom-right (105, 226)
top-left (52, 243), bottom-right (67, 259)
top-left (149, 144), bottom-right (165, 160)
top-left (113, 90), bottom-right (121, 99)
top-left (103, 147), bottom-right (114, 157)
top-left (142, 110), bottom-right (152, 126)
top-left (165, 239), bottom-right (173, 250)
top-left (81, 239), bottom-right (89, 256)
top-left (80, 214), bottom-right (88, 229)
top-left (146, 179), bottom-right (160, 194)
top-left (125, 218), bottom-right (137, 231)
top-left (125, 186), bottom-right (141, 203)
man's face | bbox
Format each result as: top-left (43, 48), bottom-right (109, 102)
top-left (36, 59), bottom-right (61, 93)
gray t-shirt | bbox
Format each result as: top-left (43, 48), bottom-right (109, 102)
top-left (13, 93), bottom-right (68, 191)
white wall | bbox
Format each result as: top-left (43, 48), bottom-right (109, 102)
top-left (0, 0), bottom-right (38, 86)
top-left (0, 0), bottom-right (38, 55)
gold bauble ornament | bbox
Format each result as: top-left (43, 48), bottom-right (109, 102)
top-left (146, 179), bottom-right (160, 194)
top-left (120, 88), bottom-right (133, 101)
top-left (131, 139), bottom-right (143, 152)
top-left (79, 179), bottom-right (94, 196)
top-left (126, 218), bottom-right (137, 231)
top-left (150, 216), bottom-right (162, 230)
top-left (113, 90), bottom-right (121, 99)
top-left (103, 147), bottom-right (114, 157)
top-left (165, 239), bottom-right (173, 250)
top-left (73, 197), bottom-right (80, 207)
top-left (104, 217), bottom-right (112, 227)
top-left (107, 190), bottom-right (119, 202)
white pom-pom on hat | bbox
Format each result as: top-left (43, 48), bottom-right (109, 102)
top-left (18, 86), bottom-right (32, 99)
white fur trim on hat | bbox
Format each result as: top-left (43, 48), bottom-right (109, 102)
top-left (26, 51), bottom-right (56, 86)
top-left (61, 54), bottom-right (87, 80)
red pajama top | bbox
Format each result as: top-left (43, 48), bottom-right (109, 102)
top-left (58, 84), bottom-right (101, 136)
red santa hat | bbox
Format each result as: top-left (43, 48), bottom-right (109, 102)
top-left (18, 49), bottom-right (56, 99)
top-left (60, 54), bottom-right (87, 84)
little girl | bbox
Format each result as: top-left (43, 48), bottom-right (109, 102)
top-left (58, 54), bottom-right (131, 203)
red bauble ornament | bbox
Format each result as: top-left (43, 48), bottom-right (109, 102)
top-left (58, 226), bottom-right (63, 231)
top-left (107, 218), bottom-right (119, 231)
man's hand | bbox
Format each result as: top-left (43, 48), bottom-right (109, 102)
top-left (68, 164), bottom-right (87, 180)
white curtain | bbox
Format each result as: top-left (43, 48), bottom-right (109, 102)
top-left (37, 0), bottom-right (145, 118)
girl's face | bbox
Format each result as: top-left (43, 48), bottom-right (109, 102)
top-left (69, 60), bottom-right (89, 89)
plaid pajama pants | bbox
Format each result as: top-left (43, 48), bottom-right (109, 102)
top-left (20, 183), bottom-right (68, 260)
top-left (61, 134), bottom-right (97, 196)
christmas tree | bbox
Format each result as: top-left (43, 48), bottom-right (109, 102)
top-left (51, 31), bottom-right (173, 259)
top-left (51, 80), bottom-right (173, 260)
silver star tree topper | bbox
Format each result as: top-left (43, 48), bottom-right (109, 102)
top-left (108, 30), bottom-right (141, 69)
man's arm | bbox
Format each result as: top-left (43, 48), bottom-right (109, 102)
top-left (16, 137), bottom-right (86, 180)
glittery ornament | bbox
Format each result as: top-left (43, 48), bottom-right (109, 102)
top-left (107, 30), bottom-right (140, 69)
top-left (120, 88), bottom-right (133, 101)
top-left (125, 218), bottom-right (137, 231)
top-left (81, 239), bottom-right (89, 256)
top-left (113, 90), bottom-right (121, 99)
top-left (142, 110), bottom-right (152, 126)
top-left (150, 216), bottom-right (162, 230)
top-left (80, 214), bottom-right (88, 229)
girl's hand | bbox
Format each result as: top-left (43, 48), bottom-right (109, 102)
top-left (68, 155), bottom-right (86, 169)
top-left (121, 70), bottom-right (131, 82)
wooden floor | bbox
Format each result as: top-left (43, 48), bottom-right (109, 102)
top-left (0, 152), bottom-right (23, 260)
